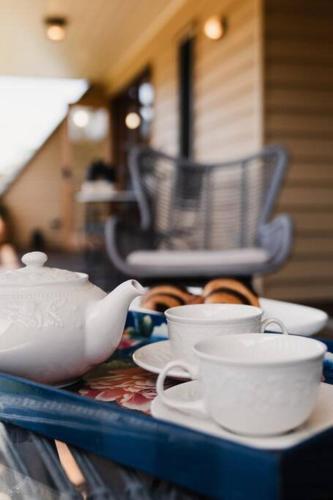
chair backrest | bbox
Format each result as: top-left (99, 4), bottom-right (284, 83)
top-left (128, 146), bottom-right (288, 250)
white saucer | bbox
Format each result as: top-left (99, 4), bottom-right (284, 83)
top-left (133, 341), bottom-right (189, 379)
top-left (151, 381), bottom-right (333, 450)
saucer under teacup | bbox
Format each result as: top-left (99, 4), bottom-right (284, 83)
top-left (133, 338), bottom-right (333, 380)
top-left (133, 341), bottom-right (189, 379)
top-left (151, 380), bottom-right (333, 450)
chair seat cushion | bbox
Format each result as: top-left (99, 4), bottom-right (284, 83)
top-left (127, 247), bottom-right (270, 273)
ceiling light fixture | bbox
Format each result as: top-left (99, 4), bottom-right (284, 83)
top-left (203, 16), bottom-right (227, 40)
top-left (45, 16), bottom-right (68, 42)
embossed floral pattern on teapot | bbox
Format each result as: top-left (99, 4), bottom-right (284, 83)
top-left (0, 252), bottom-right (144, 385)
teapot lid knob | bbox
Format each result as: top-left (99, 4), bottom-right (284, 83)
top-left (22, 252), bottom-right (48, 268)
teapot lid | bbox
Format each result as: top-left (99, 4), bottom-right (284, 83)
top-left (0, 252), bottom-right (85, 286)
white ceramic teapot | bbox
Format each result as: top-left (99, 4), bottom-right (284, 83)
top-left (0, 252), bottom-right (145, 385)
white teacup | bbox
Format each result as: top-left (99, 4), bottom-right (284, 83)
top-left (157, 333), bottom-right (327, 436)
top-left (165, 304), bottom-right (286, 369)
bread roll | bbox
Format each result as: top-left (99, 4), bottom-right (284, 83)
top-left (144, 284), bottom-right (192, 304)
top-left (142, 293), bottom-right (183, 313)
top-left (203, 278), bottom-right (259, 307)
top-left (142, 284), bottom-right (200, 312)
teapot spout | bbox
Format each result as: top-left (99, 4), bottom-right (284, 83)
top-left (85, 279), bottom-right (145, 364)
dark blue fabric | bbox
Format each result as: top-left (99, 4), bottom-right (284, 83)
top-left (320, 338), bottom-right (333, 385)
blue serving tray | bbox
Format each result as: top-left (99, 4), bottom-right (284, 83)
top-left (0, 317), bottom-right (331, 499)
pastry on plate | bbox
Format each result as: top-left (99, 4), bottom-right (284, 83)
top-left (203, 278), bottom-right (259, 307)
top-left (141, 284), bottom-right (202, 312)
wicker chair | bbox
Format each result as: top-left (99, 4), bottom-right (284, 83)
top-left (105, 146), bottom-right (292, 279)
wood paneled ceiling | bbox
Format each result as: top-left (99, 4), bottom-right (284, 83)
top-left (0, 0), bottom-right (184, 85)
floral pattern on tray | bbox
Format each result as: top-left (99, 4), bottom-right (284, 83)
top-left (77, 310), bottom-right (171, 414)
top-left (79, 360), bottom-right (176, 414)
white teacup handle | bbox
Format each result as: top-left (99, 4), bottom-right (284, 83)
top-left (261, 317), bottom-right (288, 334)
top-left (156, 361), bottom-right (207, 416)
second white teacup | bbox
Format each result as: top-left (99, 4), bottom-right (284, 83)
top-left (165, 303), bottom-right (286, 369)
top-left (157, 333), bottom-right (327, 436)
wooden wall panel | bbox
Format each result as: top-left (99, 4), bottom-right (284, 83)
top-left (151, 45), bottom-right (178, 155)
top-left (264, 284), bottom-right (333, 302)
top-left (151, 0), bottom-right (263, 160)
top-left (264, 0), bottom-right (333, 302)
top-left (267, 88), bottom-right (333, 113)
top-left (292, 212), bottom-right (333, 234)
top-left (194, 0), bottom-right (263, 161)
top-left (2, 125), bottom-right (64, 249)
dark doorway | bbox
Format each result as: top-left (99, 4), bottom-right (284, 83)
top-left (110, 68), bottom-right (153, 188)
top-left (178, 36), bottom-right (194, 158)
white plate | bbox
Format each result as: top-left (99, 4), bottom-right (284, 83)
top-left (133, 340), bottom-right (188, 379)
top-left (151, 381), bottom-right (333, 450)
top-left (188, 287), bottom-right (328, 336)
top-left (259, 298), bottom-right (327, 336)
top-left (130, 294), bottom-right (328, 337)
